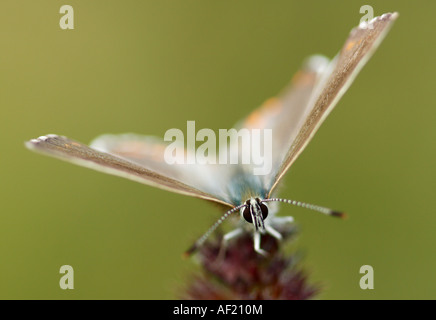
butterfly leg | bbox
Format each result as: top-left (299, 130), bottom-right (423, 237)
top-left (253, 232), bottom-right (268, 256)
top-left (271, 216), bottom-right (294, 226)
top-left (216, 227), bottom-right (244, 261)
top-left (265, 225), bottom-right (283, 241)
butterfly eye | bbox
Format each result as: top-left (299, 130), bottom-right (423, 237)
top-left (260, 202), bottom-right (269, 220)
top-left (242, 206), bottom-right (252, 223)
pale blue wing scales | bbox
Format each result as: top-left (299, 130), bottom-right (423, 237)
top-left (90, 133), bottom-right (235, 205)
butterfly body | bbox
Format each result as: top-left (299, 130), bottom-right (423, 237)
top-left (225, 168), bottom-right (269, 205)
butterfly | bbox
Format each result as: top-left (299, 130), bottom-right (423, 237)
top-left (26, 13), bottom-right (398, 256)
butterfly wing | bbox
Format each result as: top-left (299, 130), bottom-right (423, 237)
top-left (233, 55), bottom-right (331, 191)
top-left (26, 134), bottom-right (233, 208)
top-left (90, 133), bottom-right (235, 205)
top-left (231, 13), bottom-right (398, 197)
top-left (268, 13), bottom-right (398, 195)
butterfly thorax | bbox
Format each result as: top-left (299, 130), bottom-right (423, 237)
top-left (226, 168), bottom-right (269, 206)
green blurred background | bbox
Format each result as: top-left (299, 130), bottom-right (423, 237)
top-left (1, 0), bottom-right (435, 299)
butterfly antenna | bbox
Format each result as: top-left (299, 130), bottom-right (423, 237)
top-left (263, 198), bottom-right (347, 219)
top-left (184, 203), bottom-right (247, 257)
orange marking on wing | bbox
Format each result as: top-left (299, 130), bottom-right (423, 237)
top-left (113, 142), bottom-right (168, 162)
top-left (244, 98), bottom-right (282, 129)
top-left (346, 39), bottom-right (362, 52)
top-left (151, 144), bottom-right (167, 162)
top-left (346, 40), bottom-right (356, 51)
top-left (115, 142), bottom-right (147, 158)
top-left (244, 109), bottom-right (262, 128)
top-left (262, 98), bottom-right (282, 117)
top-left (291, 70), bottom-right (315, 86)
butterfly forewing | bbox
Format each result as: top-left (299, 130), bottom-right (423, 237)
top-left (90, 133), bottom-right (235, 205)
top-left (26, 135), bottom-right (233, 208)
top-left (233, 55), bottom-right (331, 192)
top-left (267, 13), bottom-right (398, 196)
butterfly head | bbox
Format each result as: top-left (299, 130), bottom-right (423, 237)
top-left (184, 196), bottom-right (346, 257)
top-left (241, 198), bottom-right (269, 232)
